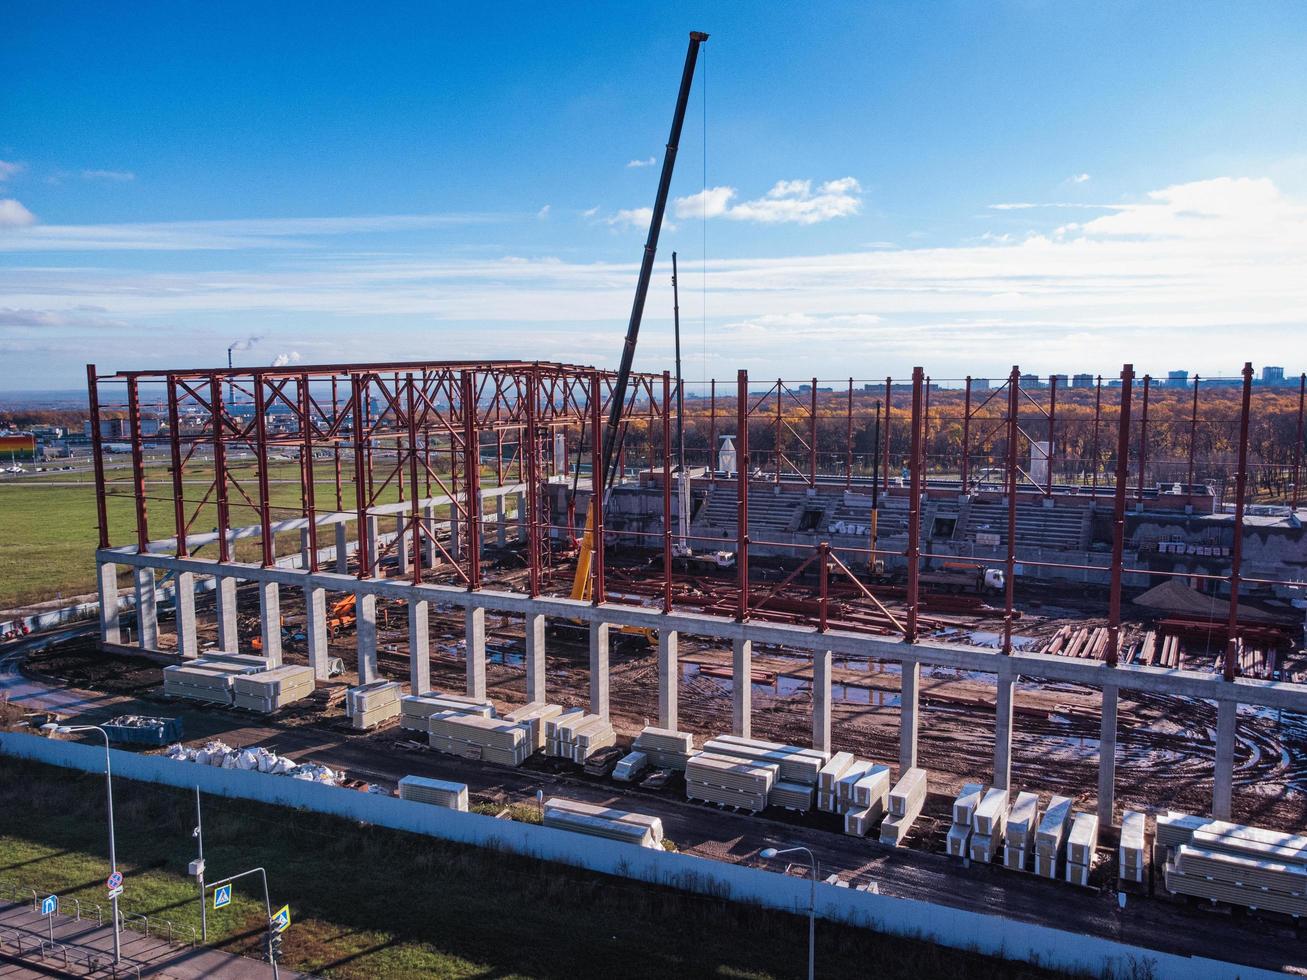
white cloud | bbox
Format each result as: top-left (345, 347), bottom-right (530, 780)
top-left (627, 157), bottom-right (656, 168)
top-left (0, 199), bottom-right (36, 228)
top-left (536, 204), bottom-right (551, 220)
top-left (582, 206), bottom-right (600, 218)
top-left (0, 161), bottom-right (25, 182)
top-left (672, 177), bottom-right (862, 225)
top-left (1070, 173), bottom-right (1091, 183)
top-left (82, 169), bottom-right (135, 182)
top-left (270, 351), bottom-right (301, 367)
top-left (607, 207), bottom-right (653, 230)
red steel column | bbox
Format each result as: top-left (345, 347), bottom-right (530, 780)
top-left (1107, 364), bottom-right (1135, 667)
top-left (351, 375), bottom-right (371, 578)
top-left (1224, 362), bottom-right (1254, 681)
top-left (882, 377), bottom-right (892, 494)
top-left (774, 378), bottom-right (782, 484)
top-left (1137, 375), bottom-right (1151, 500)
top-left (526, 369), bottom-right (542, 597)
top-left (253, 374), bottom-right (274, 568)
top-left (960, 376), bottom-right (972, 492)
top-left (736, 369), bottom-right (751, 622)
top-left (208, 375), bottom-right (231, 563)
top-left (661, 371), bottom-right (673, 614)
top-left (1187, 375), bottom-right (1200, 507)
top-left (405, 373), bottom-right (423, 585)
top-left (125, 376), bottom-right (150, 553)
top-left (462, 370), bottom-right (482, 592)
top-left (845, 378), bottom-right (854, 488)
top-left (589, 371), bottom-right (604, 605)
top-left (299, 373), bottom-right (319, 573)
top-left (906, 367), bottom-right (925, 643)
top-left (1091, 376), bottom-right (1103, 498)
top-left (809, 377), bottom-right (818, 486)
top-left (166, 374), bottom-right (187, 557)
top-left (1046, 374), bottom-right (1058, 495)
top-left (1002, 366), bottom-right (1019, 654)
top-left (1292, 373), bottom-right (1305, 510)
top-left (818, 540), bottom-right (830, 632)
top-left (709, 378), bottom-right (716, 482)
top-left (86, 365), bottom-right (111, 549)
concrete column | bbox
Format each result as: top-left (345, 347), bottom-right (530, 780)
top-left (993, 661), bottom-right (1015, 791)
top-left (658, 629), bottom-right (679, 730)
top-left (305, 586), bottom-right (329, 680)
top-left (422, 505), bottom-right (437, 566)
top-left (96, 561), bottom-right (120, 645)
top-left (216, 576), bottom-right (238, 652)
top-left (900, 660), bottom-right (920, 771)
top-left (365, 515), bottom-right (379, 575)
top-left (174, 571), bottom-right (198, 659)
top-left (449, 507), bottom-right (461, 560)
top-left (516, 492), bottom-right (527, 542)
top-left (812, 648), bottom-right (832, 755)
top-left (356, 593), bottom-right (378, 684)
top-left (300, 528), bottom-right (312, 569)
top-left (134, 566), bottom-right (158, 650)
top-left (495, 496), bottom-right (506, 546)
top-left (1097, 684), bottom-right (1119, 828)
top-left (732, 637), bottom-right (752, 738)
top-left (409, 599), bottom-right (430, 694)
top-left (258, 581), bottom-right (282, 667)
top-left (525, 612), bottom-right (546, 703)
top-left (590, 621), bottom-right (611, 719)
top-left (335, 522), bottom-right (349, 574)
top-left (266, 530), bottom-right (277, 563)
top-left (1213, 698), bottom-right (1237, 820)
top-left (396, 516), bottom-right (409, 575)
top-left (466, 606), bottom-right (486, 700)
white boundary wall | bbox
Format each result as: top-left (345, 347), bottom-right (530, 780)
top-left (0, 731), bottom-right (1285, 980)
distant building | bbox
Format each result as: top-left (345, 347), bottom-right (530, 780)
top-left (1262, 366), bottom-right (1286, 386)
top-left (0, 433), bottom-right (37, 459)
top-left (1167, 370), bottom-right (1189, 387)
top-left (971, 378), bottom-right (991, 391)
top-left (1050, 374), bottom-right (1069, 388)
top-left (1020, 373), bottom-right (1043, 389)
top-left (1071, 373), bottom-right (1094, 388)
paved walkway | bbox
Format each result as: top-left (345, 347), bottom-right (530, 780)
top-left (0, 901), bottom-right (307, 978)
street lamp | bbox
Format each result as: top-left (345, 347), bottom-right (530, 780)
top-left (56, 724), bottom-right (122, 965)
top-left (760, 845), bottom-right (817, 980)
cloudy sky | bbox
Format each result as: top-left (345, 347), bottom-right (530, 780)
top-left (2, 2), bottom-right (1306, 390)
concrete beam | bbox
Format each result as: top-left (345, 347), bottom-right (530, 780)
top-left (335, 523), bottom-right (349, 574)
top-left (357, 593), bottom-right (378, 684)
top-left (133, 566), bottom-right (158, 650)
top-left (812, 648), bottom-right (832, 755)
top-left (1213, 698), bottom-right (1237, 820)
top-left (305, 586), bottom-right (329, 680)
top-left (525, 612), bottom-right (546, 703)
top-left (215, 575), bottom-right (238, 652)
top-left (1098, 684), bottom-right (1119, 828)
top-left (732, 637), bottom-right (752, 738)
top-left (258, 581), bottom-right (282, 667)
top-left (408, 598), bottom-right (429, 694)
top-left (658, 629), bottom-right (679, 730)
top-left (174, 571), bottom-right (198, 659)
top-left (993, 661), bottom-right (1015, 791)
top-left (900, 660), bottom-right (920, 771)
top-left (96, 562), bottom-right (120, 645)
top-left (466, 606), bottom-right (486, 700)
top-left (590, 621), bottom-right (610, 719)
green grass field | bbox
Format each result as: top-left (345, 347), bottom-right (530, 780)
top-left (0, 757), bottom-right (1061, 980)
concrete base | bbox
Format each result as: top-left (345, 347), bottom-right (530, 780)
top-left (900, 660), bottom-right (920, 771)
top-left (215, 575), bottom-right (238, 652)
top-left (1098, 684), bottom-right (1118, 828)
top-left (812, 648), bottom-right (832, 754)
top-left (732, 637), bottom-right (752, 738)
top-left (590, 622), bottom-right (610, 719)
top-left (466, 606), bottom-right (486, 700)
top-left (133, 567), bottom-right (158, 650)
top-left (174, 571), bottom-right (198, 659)
top-left (357, 593), bottom-right (378, 684)
top-left (525, 612), bottom-right (546, 703)
top-left (658, 629), bottom-right (679, 730)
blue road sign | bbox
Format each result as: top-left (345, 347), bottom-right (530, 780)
top-left (41, 895), bottom-right (57, 916)
top-left (213, 883), bottom-right (232, 909)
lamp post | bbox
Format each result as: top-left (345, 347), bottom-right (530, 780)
top-left (57, 725), bottom-right (121, 964)
top-left (760, 845), bottom-right (818, 980)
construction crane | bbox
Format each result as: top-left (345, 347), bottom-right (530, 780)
top-left (566, 30), bottom-right (709, 638)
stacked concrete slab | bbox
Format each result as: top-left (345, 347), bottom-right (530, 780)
top-left (400, 692), bottom-right (495, 733)
top-left (543, 797), bottom-right (664, 850)
top-left (1119, 810), bottom-right (1147, 885)
top-left (632, 727), bottom-right (697, 770)
top-left (947, 783), bottom-right (984, 857)
top-left (970, 788), bottom-right (1009, 863)
top-left (840, 765), bottom-right (891, 838)
top-left (163, 655), bottom-right (265, 705)
top-left (346, 681), bottom-right (402, 729)
top-left (1065, 812), bottom-right (1100, 886)
top-left (429, 712), bottom-right (530, 766)
top-left (1003, 791), bottom-right (1042, 871)
top-left (1158, 811), bottom-right (1307, 915)
top-left (546, 712), bottom-right (615, 763)
top-left (879, 768), bottom-right (927, 846)
top-left (817, 752), bottom-right (856, 812)
top-left (504, 702), bottom-right (564, 752)
top-left (397, 775), bottom-right (469, 811)
top-left (685, 753), bottom-right (777, 812)
top-left (1034, 795), bottom-right (1074, 879)
top-left (232, 664), bottom-right (315, 713)
top-left (612, 751), bottom-right (648, 782)
top-left (703, 736), bottom-right (827, 784)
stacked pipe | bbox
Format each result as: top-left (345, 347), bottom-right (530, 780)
top-left (543, 798), bottom-right (665, 850)
top-left (400, 691), bottom-right (495, 733)
top-left (1158, 812), bottom-right (1307, 915)
top-left (429, 711), bottom-right (530, 766)
top-left (969, 788), bottom-right (1009, 863)
top-left (397, 774), bottom-right (469, 811)
top-left (1034, 795), bottom-right (1074, 879)
top-left (947, 783), bottom-right (984, 857)
top-left (685, 753), bottom-right (778, 812)
top-left (1002, 791), bottom-right (1041, 871)
top-left (346, 681), bottom-right (403, 729)
top-left (1065, 812), bottom-right (1100, 886)
top-left (632, 726), bottom-right (697, 770)
top-left (879, 768), bottom-right (927, 846)
top-left (232, 664), bottom-right (316, 713)
top-left (1119, 810), bottom-right (1147, 885)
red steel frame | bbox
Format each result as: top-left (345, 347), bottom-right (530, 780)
top-left (88, 358), bottom-right (1304, 681)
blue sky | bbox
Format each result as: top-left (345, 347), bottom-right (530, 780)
top-left (2, 1), bottom-right (1306, 390)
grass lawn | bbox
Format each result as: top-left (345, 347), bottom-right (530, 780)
top-left (0, 757), bottom-right (1062, 980)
